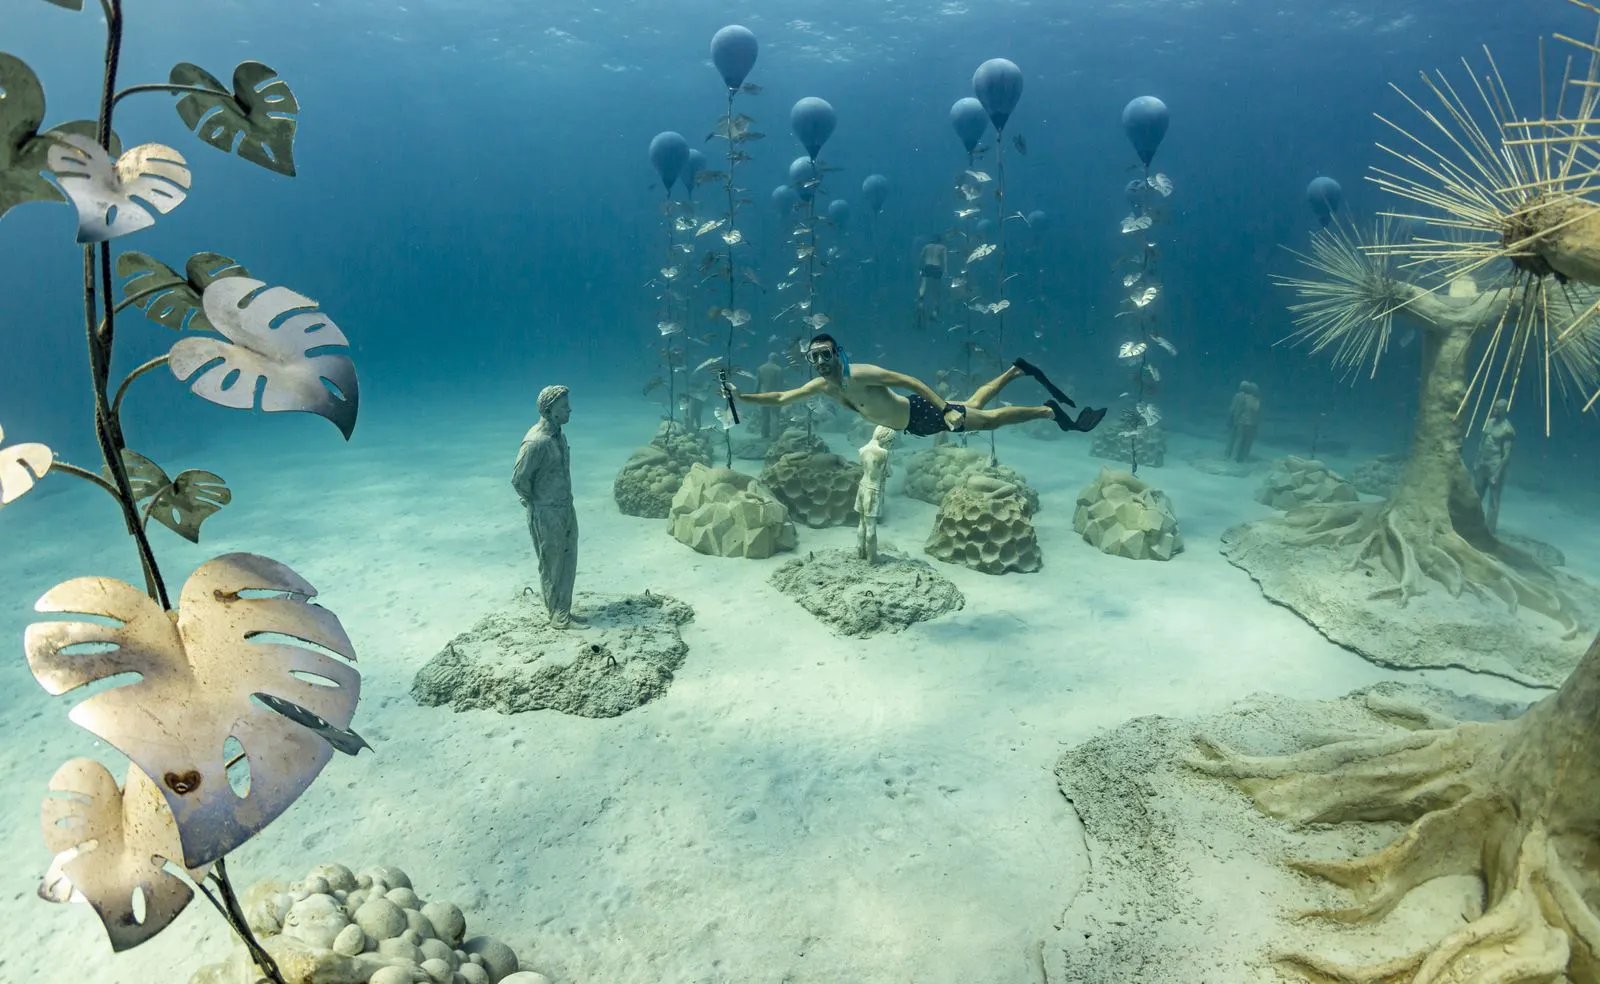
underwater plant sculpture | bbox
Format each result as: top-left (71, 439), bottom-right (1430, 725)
top-left (1, 3), bottom-right (367, 981)
top-left (1110, 96), bottom-right (1175, 475)
top-left (706, 25), bottom-right (761, 465)
top-left (970, 58), bottom-right (1023, 461)
top-left (944, 97), bottom-right (991, 439)
top-left (1368, 2), bottom-right (1600, 423)
top-left (1187, 625), bottom-right (1600, 984)
top-left (647, 130), bottom-right (690, 424)
top-left (1243, 218), bottom-right (1600, 659)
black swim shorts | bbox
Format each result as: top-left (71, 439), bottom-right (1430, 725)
top-left (904, 393), bottom-right (964, 437)
top-left (922, 264), bottom-right (943, 280)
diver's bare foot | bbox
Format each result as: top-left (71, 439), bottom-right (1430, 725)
top-left (551, 612), bottom-right (588, 629)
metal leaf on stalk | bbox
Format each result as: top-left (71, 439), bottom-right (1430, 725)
top-left (46, 136), bottom-right (191, 243)
top-left (25, 553), bottom-right (364, 869)
top-left (167, 277), bottom-right (360, 439)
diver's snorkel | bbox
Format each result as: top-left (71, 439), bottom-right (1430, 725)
top-left (837, 346), bottom-right (852, 381)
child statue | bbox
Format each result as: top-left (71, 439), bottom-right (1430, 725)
top-left (1473, 399), bottom-right (1515, 534)
top-left (1226, 380), bottom-right (1261, 462)
top-left (856, 425), bottom-right (896, 563)
top-left (511, 385), bottom-right (582, 628)
top-left (756, 353), bottom-right (786, 438)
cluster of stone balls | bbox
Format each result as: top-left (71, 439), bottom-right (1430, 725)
top-left (243, 862), bottom-right (549, 984)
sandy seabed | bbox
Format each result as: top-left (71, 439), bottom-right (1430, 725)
top-left (0, 391), bottom-right (1572, 984)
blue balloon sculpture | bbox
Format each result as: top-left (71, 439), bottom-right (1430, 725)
top-left (789, 156), bottom-right (818, 201)
top-left (951, 98), bottom-right (989, 154)
top-left (862, 174), bottom-right (889, 214)
top-left (791, 97), bottom-right (837, 160)
top-left (827, 199), bottom-right (851, 228)
top-left (1027, 209), bottom-right (1049, 234)
top-left (772, 184), bottom-right (800, 213)
top-left (972, 59), bottom-right (1023, 131)
top-left (976, 217), bottom-right (995, 240)
top-left (648, 132), bottom-right (690, 191)
top-left (710, 25), bottom-right (758, 90)
top-left (1307, 176), bottom-right (1343, 227)
top-left (1121, 96), bottom-right (1169, 168)
top-left (680, 148), bottom-right (706, 194)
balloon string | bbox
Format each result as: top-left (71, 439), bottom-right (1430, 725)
top-left (990, 128), bottom-right (1006, 464)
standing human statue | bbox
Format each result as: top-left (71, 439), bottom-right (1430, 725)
top-left (756, 353), bottom-right (786, 438)
top-left (512, 385), bottom-right (582, 628)
top-left (1226, 380), bottom-right (1261, 462)
top-left (1473, 399), bottom-right (1515, 534)
top-left (856, 425), bottom-right (896, 563)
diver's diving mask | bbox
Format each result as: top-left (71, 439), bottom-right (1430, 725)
top-left (805, 347), bottom-right (838, 368)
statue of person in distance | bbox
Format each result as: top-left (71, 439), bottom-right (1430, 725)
top-left (512, 385), bottom-right (582, 628)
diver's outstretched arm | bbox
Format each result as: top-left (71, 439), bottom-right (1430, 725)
top-left (732, 376), bottom-right (827, 406)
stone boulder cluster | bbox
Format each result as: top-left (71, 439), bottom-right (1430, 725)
top-left (190, 862), bottom-right (547, 984)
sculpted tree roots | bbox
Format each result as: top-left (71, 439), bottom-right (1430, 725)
top-left (1281, 499), bottom-right (1580, 638)
top-left (1185, 635), bottom-right (1600, 984)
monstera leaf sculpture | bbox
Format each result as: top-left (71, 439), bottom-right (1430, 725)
top-left (0, 422), bottom-right (52, 505)
top-left (0, 53), bottom-right (115, 222)
top-left (117, 251), bottom-right (250, 332)
top-left (39, 759), bottom-right (207, 950)
top-left (171, 62), bottom-right (298, 176)
top-left (104, 450), bottom-right (231, 542)
top-left (170, 277), bottom-right (360, 439)
top-left (25, 553), bottom-right (362, 869)
top-left (46, 134), bottom-right (191, 242)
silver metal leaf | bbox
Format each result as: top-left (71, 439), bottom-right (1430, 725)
top-left (25, 553), bottom-right (363, 869)
top-left (0, 422), bottom-right (52, 505)
top-left (104, 450), bottom-right (232, 542)
top-left (39, 760), bottom-right (197, 951)
top-left (168, 277), bottom-right (360, 439)
top-left (46, 135), bottom-right (191, 243)
top-left (117, 251), bottom-right (250, 332)
top-left (40, 0), bottom-right (86, 8)
top-left (171, 62), bottom-right (298, 176)
top-left (0, 53), bottom-right (119, 221)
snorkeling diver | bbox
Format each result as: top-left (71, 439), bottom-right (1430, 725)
top-left (724, 333), bottom-right (1106, 438)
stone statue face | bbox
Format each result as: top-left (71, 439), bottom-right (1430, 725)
top-left (545, 394), bottom-right (571, 425)
top-left (872, 425), bottom-right (897, 447)
top-left (1490, 399), bottom-right (1509, 418)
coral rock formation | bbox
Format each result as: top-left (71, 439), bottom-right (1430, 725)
top-left (759, 450), bottom-right (862, 528)
top-left (189, 862), bottom-right (530, 984)
top-left (614, 421), bottom-right (711, 519)
top-left (1254, 455), bottom-right (1359, 511)
top-left (925, 473), bottom-right (1041, 574)
top-left (769, 545), bottom-right (965, 636)
top-left (1073, 467), bottom-right (1183, 561)
top-left (763, 426), bottom-right (830, 465)
top-left (901, 445), bottom-right (1039, 512)
top-left (1090, 421), bottom-right (1166, 468)
top-left (1349, 453), bottom-right (1405, 497)
top-left (411, 590), bottom-right (694, 717)
top-left (668, 463), bottom-right (798, 558)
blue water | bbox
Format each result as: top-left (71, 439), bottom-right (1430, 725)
top-left (4, 0), bottom-right (1597, 476)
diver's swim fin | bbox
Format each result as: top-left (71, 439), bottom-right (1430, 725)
top-left (1014, 358), bottom-right (1075, 407)
top-left (1048, 401), bottom-right (1105, 433)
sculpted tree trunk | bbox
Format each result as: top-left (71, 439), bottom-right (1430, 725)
top-left (1281, 283), bottom-right (1577, 632)
top-left (1187, 628), bottom-right (1600, 983)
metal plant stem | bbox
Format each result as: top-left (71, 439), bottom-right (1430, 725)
top-left (990, 132), bottom-right (1008, 462)
top-left (76, 4), bottom-right (284, 979)
top-left (721, 87), bottom-right (739, 466)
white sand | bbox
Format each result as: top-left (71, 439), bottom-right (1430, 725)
top-left (0, 394), bottom-right (1559, 983)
